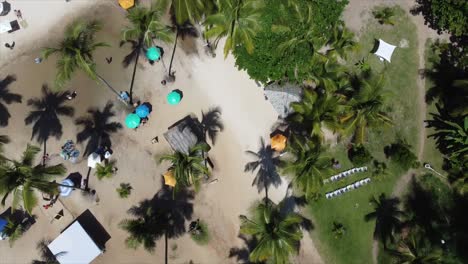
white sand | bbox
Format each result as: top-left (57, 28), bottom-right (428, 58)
top-left (0, 1), bottom-right (323, 263)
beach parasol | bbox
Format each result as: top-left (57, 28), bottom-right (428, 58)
top-left (271, 134), bottom-right (287, 152)
top-left (125, 113), bottom-right (141, 129)
top-left (118, 0), bottom-right (134, 10)
top-left (146, 47), bottom-right (161, 61)
top-left (163, 170), bottom-right (176, 187)
top-left (87, 153), bottom-right (102, 168)
top-left (135, 104), bottom-right (150, 118)
top-left (0, 1), bottom-right (11, 16)
top-left (59, 179), bottom-right (74, 197)
top-left (167, 90), bottom-right (181, 105)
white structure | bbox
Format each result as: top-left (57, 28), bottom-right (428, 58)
top-left (0, 21), bottom-right (11, 34)
top-left (373, 39), bottom-right (397, 62)
top-left (87, 153), bottom-right (102, 168)
top-left (48, 221), bottom-right (102, 264)
top-left (59, 179), bottom-right (74, 197)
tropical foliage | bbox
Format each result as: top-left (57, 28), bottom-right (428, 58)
top-left (0, 145), bottom-right (66, 213)
top-left (239, 199), bottom-right (303, 264)
top-left (281, 136), bottom-right (332, 200)
top-left (117, 183), bottom-right (132, 198)
top-left (372, 6), bottom-right (396, 26)
top-left (0, 75), bottom-right (22, 127)
top-left (332, 222), bottom-right (346, 239)
top-left (390, 232), bottom-right (443, 264)
top-left (384, 140), bottom-right (420, 170)
top-left (348, 144), bottom-right (373, 166)
top-left (2, 217), bottom-right (24, 247)
top-left (159, 143), bottom-right (210, 192)
top-left (95, 160), bottom-right (116, 180)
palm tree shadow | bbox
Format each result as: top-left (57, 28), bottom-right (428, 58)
top-left (25, 85), bottom-right (74, 156)
top-left (244, 138), bottom-right (282, 199)
top-left (228, 234), bottom-right (262, 264)
top-left (120, 40), bottom-right (140, 68)
top-left (170, 13), bottom-right (199, 56)
top-left (0, 75), bottom-right (22, 127)
top-left (31, 238), bottom-right (62, 264)
top-left (199, 106), bottom-right (224, 145)
top-left (278, 194), bottom-right (314, 231)
top-left (75, 102), bottom-right (122, 156)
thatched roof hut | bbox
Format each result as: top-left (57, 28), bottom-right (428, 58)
top-left (163, 116), bottom-right (205, 154)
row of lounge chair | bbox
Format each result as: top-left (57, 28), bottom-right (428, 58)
top-left (325, 178), bottom-right (371, 199)
top-left (323, 166), bottom-right (368, 184)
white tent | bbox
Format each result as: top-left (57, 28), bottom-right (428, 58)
top-left (48, 221), bottom-right (102, 264)
top-left (87, 153), bottom-right (102, 168)
top-left (373, 39), bottom-right (397, 62)
top-left (0, 21), bottom-right (11, 34)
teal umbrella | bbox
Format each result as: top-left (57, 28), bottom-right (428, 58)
top-left (146, 47), bottom-right (161, 61)
top-left (167, 90), bottom-right (181, 105)
top-left (125, 113), bottom-right (141, 129)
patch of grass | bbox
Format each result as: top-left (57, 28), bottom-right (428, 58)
top-left (309, 6), bottom-right (421, 264)
top-left (190, 220), bottom-right (210, 245)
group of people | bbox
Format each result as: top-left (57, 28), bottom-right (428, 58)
top-left (323, 166), bottom-right (368, 184)
top-left (325, 178), bottom-right (372, 199)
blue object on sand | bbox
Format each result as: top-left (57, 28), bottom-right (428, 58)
top-left (135, 104), bottom-right (150, 118)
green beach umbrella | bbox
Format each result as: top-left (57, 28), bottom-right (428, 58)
top-left (146, 47), bottom-right (161, 61)
top-left (125, 113), bottom-right (141, 129)
top-left (167, 90), bottom-right (181, 105)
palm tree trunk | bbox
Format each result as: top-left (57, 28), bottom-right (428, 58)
top-left (85, 167), bottom-right (92, 191)
top-left (168, 30), bottom-right (179, 78)
top-left (42, 140), bottom-right (47, 167)
top-left (164, 231), bottom-right (168, 264)
top-left (264, 182), bottom-right (269, 203)
top-left (96, 73), bottom-right (121, 98)
top-left (128, 38), bottom-right (143, 105)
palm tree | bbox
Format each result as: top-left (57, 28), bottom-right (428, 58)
top-left (332, 222), bottom-right (346, 239)
top-left (0, 145), bottom-right (66, 214)
top-left (204, 0), bottom-right (264, 57)
top-left (244, 138), bottom-right (282, 201)
top-left (31, 238), bottom-right (61, 264)
top-left (365, 193), bottom-right (404, 247)
top-left (372, 6), bottom-right (396, 26)
top-left (326, 21), bottom-right (357, 60)
top-left (158, 143), bottom-right (210, 193)
top-left (199, 107), bottom-right (224, 145)
top-left (0, 135), bottom-right (10, 162)
top-left (95, 160), bottom-right (116, 180)
top-left (121, 1), bottom-right (172, 104)
top-left (75, 102), bottom-right (122, 157)
top-left (24, 85), bottom-right (74, 163)
top-left (340, 75), bottom-right (392, 144)
top-left (239, 199), bottom-right (303, 264)
top-left (0, 75), bottom-right (22, 127)
top-left (426, 105), bottom-right (468, 161)
top-left (120, 188), bottom-right (193, 264)
top-left (288, 89), bottom-right (344, 141)
top-left (281, 136), bottom-right (332, 200)
top-left (116, 183), bottom-right (132, 198)
top-left (42, 20), bottom-right (119, 97)
top-left (3, 217), bottom-right (24, 247)
top-left (390, 233), bottom-right (443, 264)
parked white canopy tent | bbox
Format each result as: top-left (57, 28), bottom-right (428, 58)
top-left (48, 221), bottom-right (102, 264)
top-left (373, 39), bottom-right (397, 62)
top-left (0, 21), bottom-right (11, 34)
top-left (87, 153), bottom-right (102, 168)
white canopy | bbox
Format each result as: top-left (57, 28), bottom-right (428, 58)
top-left (48, 221), bottom-right (102, 264)
top-left (87, 153), bottom-right (102, 168)
top-left (374, 39), bottom-right (397, 62)
top-left (0, 21), bottom-right (11, 34)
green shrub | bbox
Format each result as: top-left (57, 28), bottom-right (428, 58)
top-left (384, 140), bottom-right (420, 170)
top-left (189, 220), bottom-right (210, 245)
top-left (348, 144), bottom-right (373, 166)
top-left (116, 183), bottom-right (132, 198)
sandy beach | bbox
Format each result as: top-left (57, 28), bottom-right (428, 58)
top-left (0, 1), bottom-right (322, 263)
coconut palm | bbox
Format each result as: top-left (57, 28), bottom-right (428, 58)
top-left (120, 188), bottom-right (193, 264)
top-left (365, 193), bottom-right (404, 247)
top-left (3, 217), bottom-right (24, 247)
top-left (326, 21), bottom-right (357, 60)
top-left (340, 75), bottom-right (392, 144)
top-left (287, 89), bottom-right (344, 141)
top-left (95, 160), bottom-right (116, 180)
top-left (239, 199), bottom-right (303, 264)
top-left (332, 222), bottom-right (346, 239)
top-left (426, 105), bottom-right (468, 161)
top-left (281, 136), bottom-right (332, 200)
top-left (204, 0), bottom-right (264, 57)
top-left (42, 20), bottom-right (119, 97)
top-left (117, 183), bottom-right (132, 198)
top-left (121, 2), bottom-right (173, 104)
top-left (158, 143), bottom-right (210, 192)
top-left (372, 6), bottom-right (396, 26)
top-left (0, 145), bottom-right (66, 214)
top-left (245, 139), bottom-right (282, 201)
top-left (390, 233), bottom-right (443, 264)
top-left (167, 16), bottom-right (199, 79)
top-left (0, 135), bottom-right (10, 163)
top-left (0, 75), bottom-right (22, 127)
top-left (75, 102), bottom-right (122, 156)
top-left (24, 85), bottom-right (74, 163)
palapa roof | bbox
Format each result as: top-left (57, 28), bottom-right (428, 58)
top-left (264, 83), bottom-right (302, 118)
top-left (164, 116), bottom-right (205, 154)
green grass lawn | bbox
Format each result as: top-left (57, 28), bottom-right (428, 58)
top-left (307, 6), bottom-right (421, 264)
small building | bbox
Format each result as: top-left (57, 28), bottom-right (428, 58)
top-left (164, 115), bottom-right (206, 154)
top-left (264, 83), bottom-right (302, 119)
top-left (47, 210), bottom-right (110, 264)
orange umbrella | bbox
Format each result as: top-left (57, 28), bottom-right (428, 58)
top-left (163, 170), bottom-right (176, 187)
top-left (118, 0), bottom-right (134, 10)
top-left (271, 134), bottom-right (287, 152)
